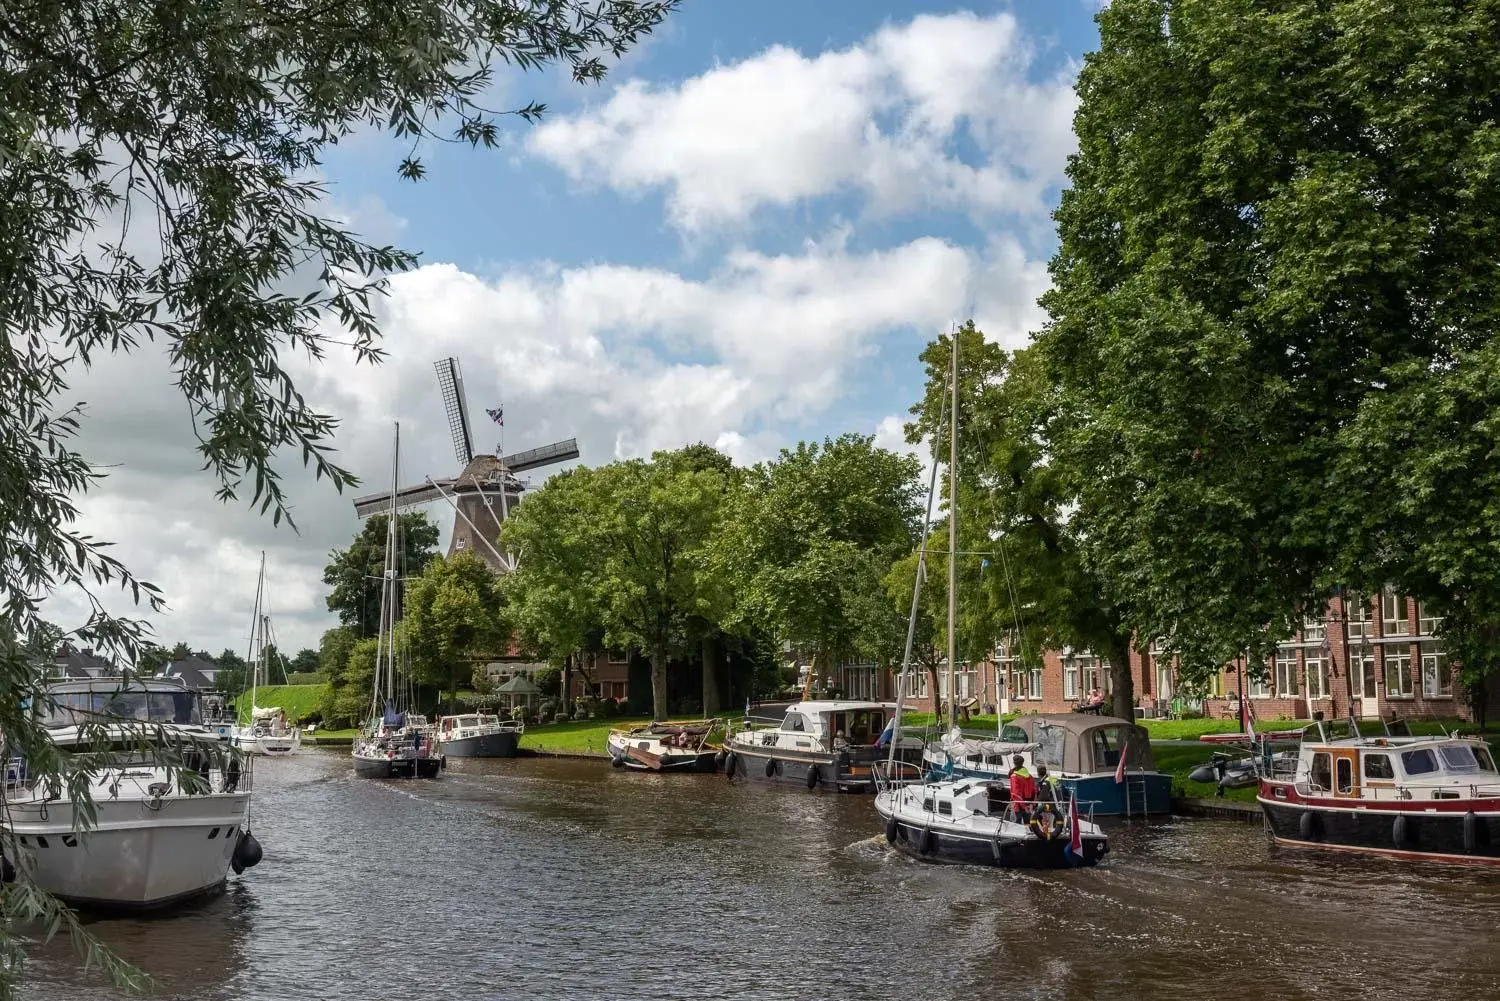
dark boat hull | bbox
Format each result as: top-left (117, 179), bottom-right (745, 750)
top-left (723, 745), bottom-right (918, 792)
top-left (1260, 797), bottom-right (1500, 864)
top-left (353, 753), bottom-right (443, 779)
top-left (877, 807), bottom-right (1107, 869)
top-left (442, 732), bottom-right (519, 758)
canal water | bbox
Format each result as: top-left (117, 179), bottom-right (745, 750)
top-left (20, 749), bottom-right (1500, 1001)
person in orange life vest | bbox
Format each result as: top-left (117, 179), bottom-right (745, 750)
top-left (1008, 754), bottom-right (1037, 819)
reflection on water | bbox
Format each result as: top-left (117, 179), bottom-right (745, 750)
top-left (21, 750), bottom-right (1500, 1001)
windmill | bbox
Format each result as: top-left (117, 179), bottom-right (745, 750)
top-left (350, 357), bottom-right (579, 572)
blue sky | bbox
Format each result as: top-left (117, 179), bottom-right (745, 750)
top-left (69, 2), bottom-right (1108, 654)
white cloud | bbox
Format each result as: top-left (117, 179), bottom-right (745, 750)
top-left (54, 232), bottom-right (1050, 653)
top-left (528, 11), bottom-right (1078, 232)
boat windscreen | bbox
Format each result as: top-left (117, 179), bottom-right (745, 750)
top-left (1439, 744), bottom-right (1482, 774)
top-left (43, 691), bottom-right (200, 727)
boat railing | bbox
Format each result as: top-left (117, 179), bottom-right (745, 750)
top-left (872, 758), bottom-right (925, 791)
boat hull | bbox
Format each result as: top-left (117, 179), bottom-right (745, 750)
top-left (930, 763), bottom-right (1172, 816)
top-left (353, 753), bottom-right (443, 778)
top-left (722, 745), bottom-right (907, 792)
top-left (6, 796), bottom-right (249, 909)
top-left (875, 803), bottom-right (1107, 869)
top-left (441, 731), bottom-right (519, 758)
top-left (1259, 796), bottom-right (1500, 864)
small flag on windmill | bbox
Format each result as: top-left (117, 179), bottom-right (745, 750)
top-left (486, 406), bottom-right (504, 426)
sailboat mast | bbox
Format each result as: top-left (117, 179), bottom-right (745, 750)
top-left (385, 423), bottom-right (401, 706)
top-left (947, 329), bottom-right (960, 734)
top-left (249, 551), bottom-right (266, 717)
top-left (888, 365), bottom-right (950, 767)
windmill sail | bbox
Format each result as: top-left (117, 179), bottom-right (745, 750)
top-left (435, 357), bottom-right (474, 465)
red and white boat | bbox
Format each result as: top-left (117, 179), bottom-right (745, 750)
top-left (1258, 718), bottom-right (1500, 864)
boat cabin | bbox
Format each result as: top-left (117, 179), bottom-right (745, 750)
top-left (1288, 735), bottom-right (1499, 803)
top-left (440, 714), bottom-right (499, 736)
top-left (1008, 714), bottom-right (1157, 777)
top-left (760, 701), bottom-right (893, 752)
top-left (40, 678), bottom-right (203, 728)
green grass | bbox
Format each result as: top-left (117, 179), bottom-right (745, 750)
top-left (897, 712), bottom-right (1017, 731)
top-left (234, 684), bottom-right (326, 725)
top-left (519, 715), bottom-right (732, 756)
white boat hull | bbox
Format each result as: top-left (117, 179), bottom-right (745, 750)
top-left (7, 794), bottom-right (250, 908)
top-left (232, 729), bottom-right (301, 756)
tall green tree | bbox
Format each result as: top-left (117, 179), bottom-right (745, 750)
top-left (1037, 0), bottom-right (1500, 689)
top-left (323, 513), bottom-right (441, 638)
top-left (289, 648), bottom-right (320, 677)
top-left (716, 435), bottom-right (921, 683)
top-left (0, 1), bottom-right (678, 982)
top-left (214, 648), bottom-right (248, 697)
top-left (503, 447), bottom-right (735, 720)
top-left (316, 627), bottom-right (361, 727)
top-left (908, 325), bottom-right (1143, 717)
top-left (403, 552), bottom-right (506, 703)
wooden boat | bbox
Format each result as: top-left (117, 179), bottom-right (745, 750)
top-left (607, 719), bottom-right (721, 772)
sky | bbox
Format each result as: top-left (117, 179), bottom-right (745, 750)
top-left (51, 1), bottom-right (1109, 658)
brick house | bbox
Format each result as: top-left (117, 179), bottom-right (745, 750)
top-left (903, 590), bottom-right (1472, 723)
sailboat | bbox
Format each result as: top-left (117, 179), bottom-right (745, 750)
top-left (231, 553), bottom-right (301, 756)
top-left (874, 330), bottom-right (1108, 868)
top-left (352, 423), bottom-right (444, 779)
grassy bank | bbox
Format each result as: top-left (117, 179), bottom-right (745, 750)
top-left (519, 716), bottom-right (734, 756)
top-left (234, 684), bottom-right (326, 724)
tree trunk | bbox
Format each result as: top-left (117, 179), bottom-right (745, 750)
top-left (1108, 636), bottom-right (1135, 723)
top-left (926, 662), bottom-right (943, 720)
top-left (702, 633), bottom-right (721, 716)
top-left (561, 653), bottom-right (573, 714)
top-left (650, 641), bottom-right (669, 721)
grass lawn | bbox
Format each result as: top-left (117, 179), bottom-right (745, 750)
top-left (233, 684), bottom-right (326, 725)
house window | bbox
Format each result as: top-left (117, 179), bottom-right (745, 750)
top-left (1207, 671), bottom-right (1224, 698)
top-left (1248, 666), bottom-right (1270, 698)
top-left (1301, 616), bottom-right (1326, 644)
top-left (1385, 648), bottom-right (1413, 698)
top-left (1346, 597), bottom-right (1374, 640)
top-left (1420, 642), bottom-right (1451, 698)
top-left (1063, 658), bottom-right (1079, 700)
top-left (607, 649), bottom-right (629, 665)
top-left (1418, 603), bottom-right (1443, 636)
top-left (1305, 652), bottom-right (1328, 700)
top-left (1381, 589), bottom-right (1411, 637)
top-left (1028, 665), bottom-right (1043, 700)
top-left (1275, 649), bottom-right (1299, 697)
top-left (1155, 662), bottom-right (1173, 701)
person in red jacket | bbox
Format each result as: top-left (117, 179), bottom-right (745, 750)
top-left (1008, 754), bottom-right (1037, 820)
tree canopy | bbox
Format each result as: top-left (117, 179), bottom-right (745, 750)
top-left (323, 513), bottom-right (441, 638)
top-left (1038, 0), bottom-right (1500, 691)
top-left (403, 552), bottom-right (506, 702)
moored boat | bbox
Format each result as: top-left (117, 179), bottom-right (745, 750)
top-left (3, 677), bottom-right (262, 909)
top-left (436, 712), bottom-right (522, 758)
top-left (926, 714), bottom-right (1172, 816)
top-left (231, 553), bottom-right (301, 756)
top-left (1258, 717), bottom-right (1500, 864)
top-left (607, 719), bottom-right (720, 772)
top-left (722, 701), bottom-right (921, 792)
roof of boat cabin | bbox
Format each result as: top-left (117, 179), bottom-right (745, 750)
top-left (783, 700), bottom-right (893, 716)
top-left (45, 677), bottom-right (195, 694)
top-left (1012, 713), bottom-right (1144, 736)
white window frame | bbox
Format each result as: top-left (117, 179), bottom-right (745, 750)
top-left (1382, 590), bottom-right (1411, 637)
top-left (1350, 650), bottom-right (1376, 699)
top-left (1418, 603), bottom-right (1443, 636)
top-left (1155, 662), bottom-right (1173, 701)
top-left (1028, 665), bottom-right (1043, 701)
top-left (1301, 616), bottom-right (1326, 644)
top-left (1420, 642), bottom-right (1451, 698)
top-left (1275, 650), bottom-right (1299, 697)
top-left (1063, 659), bottom-right (1079, 700)
top-left (1305, 651), bottom-right (1328, 700)
top-left (1385, 647), bottom-right (1413, 698)
top-left (1248, 667), bottom-right (1270, 698)
top-left (1347, 598), bottom-right (1374, 640)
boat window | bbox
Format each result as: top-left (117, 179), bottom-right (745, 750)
top-left (1034, 727), bottom-right (1065, 770)
top-left (1000, 725), bottom-right (1028, 743)
top-left (1091, 728), bottom-right (1123, 768)
top-left (1335, 757), bottom-right (1354, 794)
top-left (937, 801), bottom-right (953, 817)
top-left (1400, 748), bottom-right (1439, 775)
top-left (43, 691), bottom-right (200, 726)
top-left (922, 798), bottom-right (934, 813)
top-left (783, 714), bottom-right (805, 732)
top-left (1439, 745), bottom-right (1481, 774)
top-left (1309, 752), bottom-right (1332, 791)
top-left (1363, 753), bottom-right (1394, 780)
top-left (848, 711), bottom-right (873, 745)
top-left (1475, 746), bottom-right (1497, 773)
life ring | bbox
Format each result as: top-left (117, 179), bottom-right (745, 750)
top-left (1028, 808), bottom-right (1062, 841)
top-left (723, 752), bottom-right (738, 779)
top-left (1299, 810), bottom-right (1321, 842)
top-left (806, 765), bottom-right (820, 790)
top-left (885, 816), bottom-right (898, 844)
top-left (1392, 813), bottom-right (1409, 849)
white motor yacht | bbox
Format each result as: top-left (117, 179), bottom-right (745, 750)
top-left (3, 678), bottom-right (262, 909)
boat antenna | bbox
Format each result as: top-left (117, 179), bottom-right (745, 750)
top-left (947, 326), bottom-right (960, 735)
top-left (888, 346), bottom-right (952, 768)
